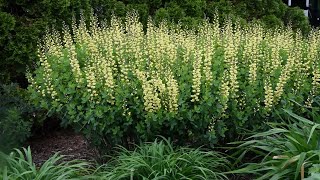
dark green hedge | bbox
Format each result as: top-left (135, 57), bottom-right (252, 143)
top-left (0, 0), bottom-right (311, 85)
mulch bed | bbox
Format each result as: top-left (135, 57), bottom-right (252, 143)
top-left (26, 128), bottom-right (99, 166)
top-left (24, 122), bottom-right (253, 180)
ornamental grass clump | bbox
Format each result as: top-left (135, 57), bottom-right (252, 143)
top-left (0, 147), bottom-right (92, 180)
top-left (228, 108), bottom-right (320, 180)
top-left (96, 139), bottom-right (229, 180)
top-left (27, 12), bottom-right (320, 147)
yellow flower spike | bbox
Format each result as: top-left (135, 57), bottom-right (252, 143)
top-left (219, 72), bottom-right (230, 114)
top-left (32, 12), bottom-right (320, 132)
top-left (264, 78), bottom-right (274, 112)
top-left (191, 47), bottom-right (202, 103)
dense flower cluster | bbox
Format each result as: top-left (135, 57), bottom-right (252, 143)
top-left (28, 13), bottom-right (320, 144)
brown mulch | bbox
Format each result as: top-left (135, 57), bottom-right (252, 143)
top-left (26, 128), bottom-right (99, 166)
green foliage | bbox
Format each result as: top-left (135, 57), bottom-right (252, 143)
top-left (178, 0), bottom-right (206, 18)
top-left (0, 84), bottom-right (32, 152)
top-left (306, 164), bottom-right (320, 180)
top-left (0, 108), bottom-right (31, 154)
top-left (234, 0), bottom-right (287, 20)
top-left (154, 8), bottom-right (170, 24)
top-left (0, 0), bottom-right (89, 85)
top-left (0, 0), bottom-right (312, 85)
top-left (0, 147), bottom-right (92, 180)
top-left (96, 139), bottom-right (229, 179)
top-left (126, 3), bottom-right (149, 25)
top-left (0, 11), bottom-right (16, 83)
top-left (309, 164), bottom-right (320, 175)
top-left (260, 14), bottom-right (284, 28)
top-left (163, 1), bottom-right (186, 23)
top-left (0, 83), bottom-right (47, 153)
top-left (205, 0), bottom-right (310, 34)
top-left (284, 6), bottom-right (311, 34)
top-left (230, 106), bottom-right (320, 180)
top-left (27, 12), bottom-right (320, 151)
top-left (0, 142), bottom-right (229, 180)
top-left (0, 11), bottom-right (15, 44)
top-left (206, 0), bottom-right (234, 22)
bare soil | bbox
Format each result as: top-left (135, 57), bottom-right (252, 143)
top-left (26, 128), bottom-right (99, 166)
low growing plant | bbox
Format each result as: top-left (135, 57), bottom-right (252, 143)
top-left (96, 139), bottom-right (229, 180)
top-left (306, 164), bottom-right (320, 180)
top-left (0, 83), bottom-right (40, 152)
top-left (0, 146), bottom-right (93, 180)
top-left (229, 108), bottom-right (320, 180)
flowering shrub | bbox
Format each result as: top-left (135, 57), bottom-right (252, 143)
top-left (27, 13), bottom-right (320, 148)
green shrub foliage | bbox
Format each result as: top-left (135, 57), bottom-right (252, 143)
top-left (27, 13), bottom-right (320, 149)
top-left (0, 83), bottom-right (45, 153)
top-left (0, 84), bottom-right (32, 152)
top-left (0, 0), bottom-right (312, 85)
top-left (0, 1), bottom-right (89, 85)
top-left (306, 164), bottom-right (320, 179)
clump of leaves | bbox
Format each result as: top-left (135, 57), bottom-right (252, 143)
top-left (0, 107), bottom-right (31, 153)
top-left (229, 108), bottom-right (320, 180)
top-left (0, 83), bottom-right (49, 153)
top-left (97, 138), bottom-right (230, 180)
top-left (305, 164), bottom-right (320, 180)
top-left (0, 83), bottom-right (33, 152)
top-left (0, 147), bottom-right (94, 180)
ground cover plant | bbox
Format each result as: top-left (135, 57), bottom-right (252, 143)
top-left (96, 139), bottom-right (229, 179)
top-left (27, 12), bottom-right (320, 149)
top-left (0, 140), bottom-right (229, 180)
top-left (229, 99), bottom-right (320, 180)
top-left (0, 147), bottom-right (92, 180)
top-left (306, 164), bottom-right (320, 180)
